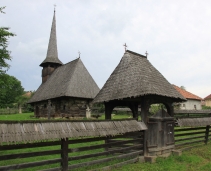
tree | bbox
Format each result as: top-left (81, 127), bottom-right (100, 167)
top-left (15, 91), bottom-right (34, 113)
top-left (180, 86), bottom-right (186, 90)
top-left (0, 6), bottom-right (16, 74)
top-left (0, 73), bottom-right (24, 108)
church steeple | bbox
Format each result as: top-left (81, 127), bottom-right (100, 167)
top-left (40, 9), bottom-right (63, 83)
top-left (40, 9), bottom-right (63, 67)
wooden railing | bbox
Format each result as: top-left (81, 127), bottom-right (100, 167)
top-left (0, 131), bottom-right (144, 171)
top-left (174, 126), bottom-right (211, 151)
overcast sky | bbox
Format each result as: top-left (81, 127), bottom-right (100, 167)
top-left (1, 0), bottom-right (211, 98)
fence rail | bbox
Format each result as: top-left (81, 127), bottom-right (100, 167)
top-left (0, 108), bottom-right (30, 115)
top-left (0, 131), bottom-right (144, 171)
top-left (174, 125), bottom-right (211, 151)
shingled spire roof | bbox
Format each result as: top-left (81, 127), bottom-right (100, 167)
top-left (29, 58), bottom-right (100, 103)
top-left (93, 50), bottom-right (186, 103)
top-left (40, 9), bottom-right (63, 67)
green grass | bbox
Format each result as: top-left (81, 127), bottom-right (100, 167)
top-left (0, 112), bottom-right (35, 120)
top-left (0, 113), bottom-right (135, 121)
top-left (113, 143), bottom-right (211, 171)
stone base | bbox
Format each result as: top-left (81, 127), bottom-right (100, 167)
top-left (144, 156), bottom-right (157, 163)
top-left (138, 156), bottom-right (145, 163)
top-left (148, 145), bottom-right (175, 156)
top-left (172, 150), bottom-right (182, 156)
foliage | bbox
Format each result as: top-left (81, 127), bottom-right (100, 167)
top-left (0, 6), bottom-right (16, 74)
top-left (92, 102), bottom-right (105, 113)
top-left (0, 73), bottom-right (24, 108)
top-left (180, 86), bottom-right (186, 90)
top-left (202, 105), bottom-right (211, 110)
top-left (149, 104), bottom-right (165, 115)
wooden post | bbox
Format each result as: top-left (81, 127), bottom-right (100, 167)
top-left (140, 98), bottom-right (150, 156)
top-left (104, 102), bottom-right (113, 120)
top-left (61, 138), bottom-right (68, 171)
top-left (104, 102), bottom-right (114, 151)
top-left (205, 125), bottom-right (210, 145)
top-left (47, 100), bottom-right (51, 120)
top-left (129, 103), bottom-right (138, 120)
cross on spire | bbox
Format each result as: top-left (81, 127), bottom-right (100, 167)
top-left (54, 4), bottom-right (56, 12)
top-left (78, 51), bottom-right (81, 58)
top-left (123, 43), bottom-right (127, 52)
top-left (145, 51), bottom-right (148, 57)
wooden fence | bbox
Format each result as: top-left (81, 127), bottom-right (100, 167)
top-left (174, 125), bottom-right (211, 151)
top-left (0, 108), bottom-right (30, 115)
top-left (174, 110), bottom-right (211, 119)
top-left (0, 131), bottom-right (144, 171)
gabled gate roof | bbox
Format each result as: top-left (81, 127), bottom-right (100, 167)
top-left (94, 50), bottom-right (186, 103)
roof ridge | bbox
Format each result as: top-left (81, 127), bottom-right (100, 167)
top-left (126, 50), bottom-right (147, 58)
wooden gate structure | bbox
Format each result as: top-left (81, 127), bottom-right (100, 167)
top-left (93, 50), bottom-right (186, 157)
top-left (0, 120), bottom-right (147, 171)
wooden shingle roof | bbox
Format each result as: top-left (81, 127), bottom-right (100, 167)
top-left (28, 58), bottom-right (100, 103)
top-left (177, 117), bottom-right (211, 127)
top-left (0, 120), bottom-right (147, 144)
top-left (173, 85), bottom-right (202, 100)
top-left (93, 50), bottom-right (186, 103)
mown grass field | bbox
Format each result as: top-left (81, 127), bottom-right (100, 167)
top-left (0, 112), bottom-right (133, 121)
top-left (114, 142), bottom-right (211, 171)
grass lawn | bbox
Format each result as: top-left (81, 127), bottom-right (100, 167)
top-left (0, 113), bottom-right (134, 121)
top-left (113, 143), bottom-right (211, 171)
top-left (0, 112), bottom-right (35, 120)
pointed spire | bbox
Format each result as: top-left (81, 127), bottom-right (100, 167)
top-left (40, 8), bottom-right (63, 67)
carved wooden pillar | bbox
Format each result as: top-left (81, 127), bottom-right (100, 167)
top-left (104, 102), bottom-right (114, 120)
top-left (128, 103), bottom-right (138, 120)
top-left (140, 97), bottom-right (150, 156)
top-left (165, 102), bottom-right (174, 117)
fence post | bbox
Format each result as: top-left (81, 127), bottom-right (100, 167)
top-left (205, 125), bottom-right (210, 145)
top-left (61, 138), bottom-right (68, 171)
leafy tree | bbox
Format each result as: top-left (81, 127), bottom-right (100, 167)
top-left (15, 91), bottom-right (35, 113)
top-left (0, 6), bottom-right (16, 74)
top-left (15, 94), bottom-right (30, 113)
top-left (0, 73), bottom-right (24, 108)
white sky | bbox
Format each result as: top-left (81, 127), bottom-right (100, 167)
top-left (1, 0), bottom-right (211, 98)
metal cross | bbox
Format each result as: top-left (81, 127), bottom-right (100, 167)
top-left (78, 51), bottom-right (81, 58)
top-left (123, 43), bottom-right (127, 52)
top-left (54, 4), bottom-right (56, 12)
top-left (145, 51), bottom-right (148, 57)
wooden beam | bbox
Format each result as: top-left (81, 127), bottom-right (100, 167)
top-left (0, 158), bottom-right (61, 171)
top-left (61, 138), bottom-right (68, 171)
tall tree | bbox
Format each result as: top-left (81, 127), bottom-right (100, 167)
top-left (0, 73), bottom-right (24, 108)
top-left (0, 6), bottom-right (16, 74)
top-left (180, 86), bottom-right (186, 90)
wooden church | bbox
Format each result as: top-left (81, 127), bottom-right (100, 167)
top-left (28, 9), bottom-right (100, 118)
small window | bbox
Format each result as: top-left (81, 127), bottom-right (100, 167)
top-left (183, 104), bottom-right (185, 107)
top-left (194, 105), bottom-right (196, 110)
top-left (63, 105), bottom-right (66, 110)
top-left (44, 104), bottom-right (47, 108)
